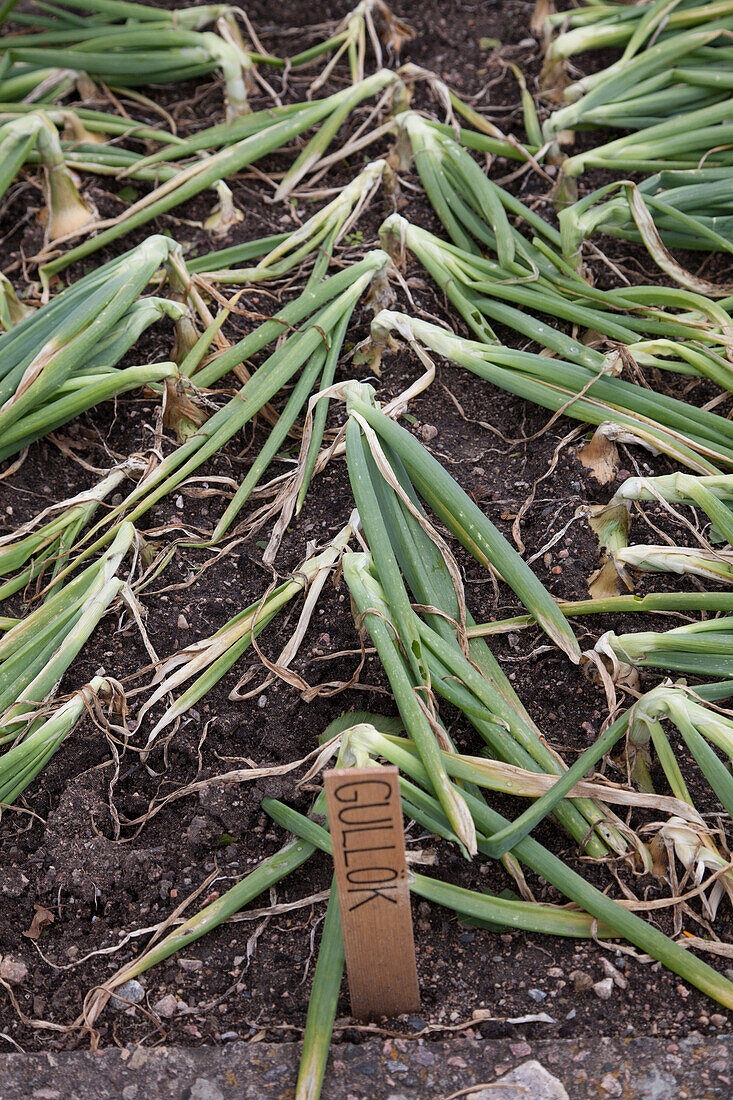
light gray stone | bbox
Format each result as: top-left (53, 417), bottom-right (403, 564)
top-left (471, 1060), bottom-right (569, 1100)
top-left (188, 1080), bottom-right (224, 1100)
top-left (152, 994), bottom-right (179, 1019)
top-left (0, 956), bottom-right (28, 984)
top-left (109, 980), bottom-right (145, 1011)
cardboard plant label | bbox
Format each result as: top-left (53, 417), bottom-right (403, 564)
top-left (324, 765), bottom-right (420, 1019)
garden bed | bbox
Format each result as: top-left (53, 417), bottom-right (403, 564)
top-left (0, 0), bottom-right (730, 1072)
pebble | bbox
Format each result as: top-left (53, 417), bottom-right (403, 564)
top-left (220, 1031), bottom-right (238, 1041)
top-left (528, 989), bottom-right (547, 1002)
top-left (177, 613), bottom-right (189, 631)
top-left (110, 979), bottom-right (145, 1011)
top-left (471, 1060), bottom-right (568, 1100)
top-left (0, 868), bottom-right (29, 897)
top-left (569, 970), bottom-right (593, 993)
top-left (711, 1014), bottom-right (727, 1027)
top-left (179, 958), bottom-right (203, 972)
top-left (600, 958), bottom-right (627, 990)
top-left (0, 956), bottom-right (28, 984)
top-left (547, 967), bottom-right (563, 979)
top-left (593, 977), bottom-right (614, 1001)
top-left (420, 424), bottom-right (438, 442)
top-left (188, 1080), bottom-right (224, 1100)
top-left (153, 994), bottom-right (179, 1019)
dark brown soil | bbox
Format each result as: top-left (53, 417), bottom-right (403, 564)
top-left (0, 0), bottom-right (731, 1058)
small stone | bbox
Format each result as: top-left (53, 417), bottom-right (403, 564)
top-left (0, 956), bottom-right (28, 984)
top-left (179, 958), bottom-right (203, 972)
top-left (599, 1073), bottom-right (622, 1096)
top-left (110, 979), bottom-right (145, 1011)
top-left (153, 993), bottom-right (179, 1019)
top-left (570, 970), bottom-right (593, 993)
top-left (258, 695), bottom-right (267, 708)
top-left (189, 1080), bottom-right (224, 1100)
top-left (0, 868), bottom-right (29, 897)
top-left (177, 613), bottom-right (189, 630)
top-left (547, 967), bottom-right (563, 978)
top-left (528, 988), bottom-right (547, 1002)
top-left (220, 1031), bottom-right (238, 1041)
top-left (711, 1014), bottom-right (727, 1027)
top-left (593, 977), bottom-right (614, 1001)
top-left (600, 957), bottom-right (627, 990)
top-left (122, 1087), bottom-right (138, 1100)
top-left (470, 1060), bottom-right (568, 1099)
top-left (420, 424), bottom-right (438, 442)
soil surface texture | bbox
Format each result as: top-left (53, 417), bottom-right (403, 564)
top-left (0, 0), bottom-right (731, 1063)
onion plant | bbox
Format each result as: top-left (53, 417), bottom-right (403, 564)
top-left (136, 518), bottom-right (355, 749)
top-left (38, 69), bottom-right (400, 279)
top-left (0, 109), bottom-right (95, 241)
top-left (0, 522), bottom-right (133, 740)
top-left (264, 773), bottom-right (733, 1010)
top-left (1, 13), bottom-right (252, 121)
top-left (0, 274), bottom-right (33, 331)
top-left (190, 159), bottom-right (388, 286)
top-left (370, 310), bottom-right (733, 474)
top-left (297, 0), bottom-right (414, 94)
top-left (57, 253), bottom-right (389, 576)
top-left (0, 675), bottom-right (118, 810)
top-left (381, 212), bottom-right (733, 388)
top-left (387, 118), bottom-right (733, 375)
top-left (0, 458), bottom-right (142, 605)
top-left (587, 471), bottom-right (733, 590)
top-left (560, 171), bottom-right (733, 267)
top-left (80, 771), bottom-right (613, 1053)
top-left (343, 552), bottom-right (625, 859)
top-left (600, 618), bottom-right (733, 682)
top-left (616, 546), bottom-right (733, 585)
top-left (344, 380), bottom-right (582, 662)
top-left (613, 472), bottom-right (733, 545)
top-left (0, 235), bottom-right (185, 461)
top-left (629, 682), bottom-right (733, 821)
top-left (544, 21), bottom-right (733, 174)
top-left (394, 111), bottom-right (546, 258)
top-left (338, 384), bottom-right (637, 858)
top-left (468, 591), bottom-right (733, 638)
top-left (543, 0), bottom-right (733, 61)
